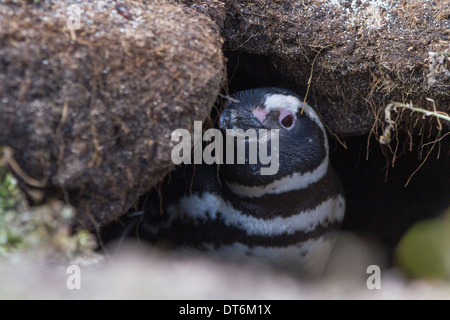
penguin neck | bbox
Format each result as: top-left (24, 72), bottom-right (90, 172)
top-left (220, 163), bottom-right (340, 221)
top-left (223, 155), bottom-right (329, 198)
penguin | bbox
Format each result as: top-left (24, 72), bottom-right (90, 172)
top-left (139, 87), bottom-right (345, 278)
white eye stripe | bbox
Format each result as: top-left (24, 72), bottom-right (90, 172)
top-left (264, 94), bottom-right (299, 114)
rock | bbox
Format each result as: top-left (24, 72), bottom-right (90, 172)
top-left (169, 0), bottom-right (229, 29)
top-left (0, 0), bottom-right (224, 228)
top-left (1, 244), bottom-right (450, 299)
top-left (186, 0), bottom-right (450, 135)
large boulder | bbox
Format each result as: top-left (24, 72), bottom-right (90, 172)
top-left (0, 0), bottom-right (224, 228)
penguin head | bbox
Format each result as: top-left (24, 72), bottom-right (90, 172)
top-left (219, 87), bottom-right (329, 196)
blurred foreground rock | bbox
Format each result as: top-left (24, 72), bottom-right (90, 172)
top-left (1, 242), bottom-right (450, 299)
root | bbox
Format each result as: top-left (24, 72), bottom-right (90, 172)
top-left (379, 100), bottom-right (450, 186)
top-left (379, 101), bottom-right (450, 145)
top-left (0, 146), bottom-right (47, 188)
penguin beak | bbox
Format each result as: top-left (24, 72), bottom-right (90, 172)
top-left (219, 108), bottom-right (264, 131)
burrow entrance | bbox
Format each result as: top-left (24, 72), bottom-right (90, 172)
top-left (225, 51), bottom-right (450, 263)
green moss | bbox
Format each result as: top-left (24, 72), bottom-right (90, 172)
top-left (0, 170), bottom-right (26, 254)
top-left (0, 163), bottom-right (100, 265)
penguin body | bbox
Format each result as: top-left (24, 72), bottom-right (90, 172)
top-left (141, 88), bottom-right (345, 277)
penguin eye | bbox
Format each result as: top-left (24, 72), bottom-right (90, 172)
top-left (280, 111), bottom-right (296, 129)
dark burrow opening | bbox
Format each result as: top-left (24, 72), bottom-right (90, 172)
top-left (225, 51), bottom-right (450, 265)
